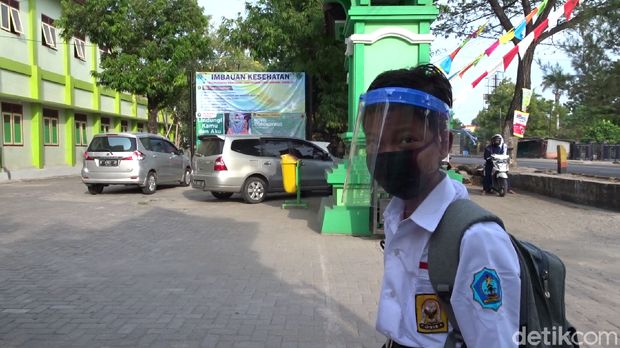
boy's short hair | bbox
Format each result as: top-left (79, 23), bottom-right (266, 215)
top-left (364, 64), bottom-right (452, 138)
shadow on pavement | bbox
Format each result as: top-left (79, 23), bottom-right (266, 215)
top-left (0, 184), bottom-right (382, 347)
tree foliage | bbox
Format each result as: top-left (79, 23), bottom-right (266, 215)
top-left (473, 80), bottom-right (557, 144)
top-left (220, 0), bottom-right (348, 140)
top-left (434, 0), bottom-right (618, 159)
top-left (57, 0), bottom-right (212, 133)
top-left (560, 10), bottom-right (620, 143)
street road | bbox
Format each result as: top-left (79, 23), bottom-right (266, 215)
top-left (451, 155), bottom-right (620, 178)
top-left (0, 178), bottom-right (618, 347)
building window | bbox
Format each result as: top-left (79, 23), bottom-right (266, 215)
top-left (75, 114), bottom-right (88, 146)
top-left (101, 117), bottom-right (111, 133)
top-left (0, 0), bottom-right (22, 35)
top-left (74, 35), bottom-right (86, 61)
top-left (137, 122), bottom-right (144, 133)
top-left (2, 102), bottom-right (23, 145)
top-left (43, 109), bottom-right (59, 146)
top-left (121, 120), bottom-right (128, 133)
top-left (41, 15), bottom-right (57, 49)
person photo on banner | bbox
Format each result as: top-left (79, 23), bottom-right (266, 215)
top-left (226, 112), bottom-right (252, 135)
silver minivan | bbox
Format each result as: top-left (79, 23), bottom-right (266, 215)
top-left (191, 135), bottom-right (334, 203)
top-left (81, 133), bottom-right (192, 195)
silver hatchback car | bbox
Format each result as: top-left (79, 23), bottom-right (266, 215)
top-left (81, 133), bottom-right (192, 195)
top-left (191, 135), bottom-right (334, 203)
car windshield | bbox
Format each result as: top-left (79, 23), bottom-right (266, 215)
top-left (88, 136), bottom-right (136, 152)
top-left (196, 137), bottom-right (224, 156)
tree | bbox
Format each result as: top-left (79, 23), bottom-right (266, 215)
top-left (434, 0), bottom-right (617, 163)
top-left (221, 0), bottom-right (348, 140)
top-left (540, 62), bottom-right (572, 134)
top-left (57, 0), bottom-right (212, 134)
top-left (560, 11), bottom-right (620, 142)
top-left (582, 119), bottom-right (620, 143)
top-left (473, 80), bottom-right (553, 145)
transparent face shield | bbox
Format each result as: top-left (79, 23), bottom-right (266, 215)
top-left (343, 87), bottom-right (451, 205)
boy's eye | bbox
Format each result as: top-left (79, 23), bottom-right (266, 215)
top-left (400, 136), bottom-right (414, 144)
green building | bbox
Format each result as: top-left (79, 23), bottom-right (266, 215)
top-left (0, 0), bottom-right (165, 177)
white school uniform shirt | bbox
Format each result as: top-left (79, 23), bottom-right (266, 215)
top-left (376, 176), bottom-right (520, 348)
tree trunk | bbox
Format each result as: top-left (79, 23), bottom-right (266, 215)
top-left (306, 74), bottom-right (314, 140)
top-left (147, 98), bottom-right (159, 134)
top-left (503, 46), bottom-right (535, 167)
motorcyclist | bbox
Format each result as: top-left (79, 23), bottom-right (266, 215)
top-left (482, 134), bottom-right (507, 195)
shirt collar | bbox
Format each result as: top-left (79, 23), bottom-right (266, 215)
top-left (384, 175), bottom-right (456, 233)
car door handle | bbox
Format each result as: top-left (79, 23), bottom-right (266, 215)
top-left (264, 161), bottom-right (272, 165)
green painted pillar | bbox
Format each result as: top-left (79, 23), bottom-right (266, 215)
top-left (31, 105), bottom-right (43, 168)
top-left (64, 40), bottom-right (76, 166)
top-left (91, 46), bottom-right (100, 111)
top-left (28, 0), bottom-right (43, 168)
top-left (65, 111), bottom-right (76, 166)
top-left (93, 116), bottom-right (101, 136)
top-left (113, 118), bottom-right (121, 132)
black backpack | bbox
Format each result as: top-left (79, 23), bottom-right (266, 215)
top-left (428, 199), bottom-right (578, 348)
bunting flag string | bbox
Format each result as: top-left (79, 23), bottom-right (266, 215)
top-left (447, 0), bottom-right (543, 82)
top-left (467, 0), bottom-right (581, 91)
top-left (438, 22), bottom-right (487, 75)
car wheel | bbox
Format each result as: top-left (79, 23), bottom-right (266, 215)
top-left (181, 168), bottom-right (191, 187)
top-left (242, 177), bottom-right (266, 204)
top-left (211, 191), bottom-right (234, 200)
top-left (142, 172), bottom-right (157, 195)
top-left (87, 184), bottom-right (104, 195)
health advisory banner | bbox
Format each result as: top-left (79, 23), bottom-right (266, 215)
top-left (195, 72), bottom-right (306, 138)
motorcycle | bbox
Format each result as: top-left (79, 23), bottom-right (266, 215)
top-left (489, 154), bottom-right (510, 197)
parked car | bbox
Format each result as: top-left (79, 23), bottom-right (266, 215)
top-left (81, 133), bottom-right (191, 195)
top-left (191, 135), bottom-right (335, 203)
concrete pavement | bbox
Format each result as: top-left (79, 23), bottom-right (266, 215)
top-left (0, 178), bottom-right (618, 347)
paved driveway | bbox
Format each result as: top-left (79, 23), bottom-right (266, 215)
top-left (0, 177), bottom-right (618, 347)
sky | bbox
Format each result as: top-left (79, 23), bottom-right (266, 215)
top-left (198, 0), bottom-right (573, 126)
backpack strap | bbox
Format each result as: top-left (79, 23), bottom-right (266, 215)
top-left (428, 199), bottom-right (506, 348)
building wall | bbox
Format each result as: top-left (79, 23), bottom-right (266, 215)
top-left (0, 0), bottom-right (158, 173)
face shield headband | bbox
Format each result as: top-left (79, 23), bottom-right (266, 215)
top-left (343, 87), bottom-right (451, 204)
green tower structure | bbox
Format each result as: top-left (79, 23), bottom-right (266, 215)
top-left (319, 0), bottom-right (439, 235)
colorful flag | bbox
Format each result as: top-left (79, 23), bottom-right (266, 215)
top-left (538, 0), bottom-right (550, 14)
top-left (437, 23), bottom-right (487, 75)
top-left (503, 45), bottom-right (519, 70)
top-left (471, 71), bottom-right (488, 88)
top-left (458, 53), bottom-right (485, 78)
top-left (518, 32), bottom-right (535, 57)
top-left (564, 0), bottom-right (579, 20)
top-left (499, 30), bottom-right (515, 44)
top-left (485, 40), bottom-right (501, 56)
top-left (513, 110), bottom-right (530, 138)
top-left (514, 20), bottom-right (527, 40)
top-left (522, 88), bottom-right (533, 112)
top-left (534, 18), bottom-right (549, 40)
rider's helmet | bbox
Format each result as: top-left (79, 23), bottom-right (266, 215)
top-left (491, 134), bottom-right (503, 147)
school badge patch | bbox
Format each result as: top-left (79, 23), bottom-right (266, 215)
top-left (415, 294), bottom-right (449, 334)
top-left (471, 267), bottom-right (502, 311)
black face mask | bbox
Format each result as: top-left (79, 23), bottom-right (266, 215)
top-left (370, 141), bottom-right (435, 200)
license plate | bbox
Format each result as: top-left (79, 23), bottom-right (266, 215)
top-left (99, 159), bottom-right (119, 167)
